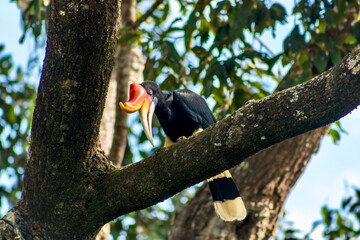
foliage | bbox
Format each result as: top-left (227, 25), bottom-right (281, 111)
top-left (0, 44), bottom-right (36, 210)
top-left (276, 187), bottom-right (360, 240)
top-left (319, 188), bottom-right (360, 239)
top-left (0, 0), bottom-right (47, 214)
top-left (137, 0), bottom-right (287, 119)
top-left (121, 0), bottom-right (360, 236)
top-left (1, 0), bottom-right (360, 239)
top-left (15, 0), bottom-right (49, 44)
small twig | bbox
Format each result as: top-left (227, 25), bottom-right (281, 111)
top-left (130, 0), bottom-right (165, 30)
top-left (254, 35), bottom-right (275, 57)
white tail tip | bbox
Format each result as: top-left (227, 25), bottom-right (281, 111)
top-left (214, 197), bottom-right (247, 221)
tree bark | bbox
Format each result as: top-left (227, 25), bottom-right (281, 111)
top-left (169, 126), bottom-right (329, 239)
top-left (1, 0), bottom-right (121, 239)
top-left (89, 48), bottom-right (360, 222)
top-left (1, 0), bottom-right (360, 239)
top-left (2, 46), bottom-right (360, 239)
top-left (167, 47), bottom-right (346, 240)
top-left (168, 42), bottom-right (358, 240)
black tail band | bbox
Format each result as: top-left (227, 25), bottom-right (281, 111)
top-left (208, 177), bottom-right (240, 202)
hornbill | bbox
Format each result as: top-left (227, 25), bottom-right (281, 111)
top-left (119, 81), bottom-right (247, 221)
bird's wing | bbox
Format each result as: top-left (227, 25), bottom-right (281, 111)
top-left (173, 89), bottom-right (216, 129)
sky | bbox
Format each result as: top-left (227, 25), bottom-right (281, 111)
top-left (1, 1), bottom-right (360, 239)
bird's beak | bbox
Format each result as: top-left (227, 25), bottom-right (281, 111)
top-left (119, 83), bottom-right (155, 146)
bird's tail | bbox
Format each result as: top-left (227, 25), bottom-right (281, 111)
top-left (207, 170), bottom-right (247, 221)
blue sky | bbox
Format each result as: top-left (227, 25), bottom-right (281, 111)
top-left (1, 1), bottom-right (360, 238)
top-left (0, 2), bottom-right (32, 69)
top-left (285, 110), bottom-right (360, 237)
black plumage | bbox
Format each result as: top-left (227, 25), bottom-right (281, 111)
top-left (140, 81), bottom-right (216, 142)
top-left (138, 81), bottom-right (246, 221)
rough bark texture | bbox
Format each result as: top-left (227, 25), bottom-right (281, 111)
top-left (1, 0), bottom-right (360, 238)
top-left (167, 21), bottom-right (359, 240)
top-left (168, 126), bottom-right (329, 240)
top-left (0, 0), bottom-right (121, 239)
top-left (167, 46), bottom-right (345, 240)
top-left (90, 48), bottom-right (360, 222)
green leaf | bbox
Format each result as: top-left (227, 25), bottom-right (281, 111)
top-left (283, 25), bottom-right (305, 53)
top-left (344, 35), bottom-right (357, 45)
top-left (351, 21), bottom-right (360, 43)
top-left (0, 50), bottom-right (13, 76)
top-left (161, 41), bottom-right (181, 74)
top-left (162, 41), bottom-right (181, 62)
top-left (356, 189), bottom-right (360, 201)
top-left (216, 62), bottom-right (228, 83)
top-left (200, 30), bottom-right (210, 45)
top-left (34, 0), bottom-right (41, 19)
top-left (266, 53), bottom-right (282, 72)
top-left (118, 32), bottom-right (140, 44)
top-left (321, 206), bottom-right (332, 226)
top-left (203, 79), bottom-right (213, 98)
top-left (232, 86), bottom-right (250, 109)
top-left (334, 120), bottom-right (348, 134)
top-left (212, 87), bottom-right (226, 105)
top-left (270, 3), bottom-right (287, 23)
top-left (313, 51), bottom-right (328, 73)
top-left (349, 202), bottom-right (360, 214)
top-left (214, 24), bottom-right (231, 48)
top-left (341, 197), bottom-right (352, 210)
top-left (318, 19), bottom-right (326, 33)
top-left (224, 59), bottom-right (235, 75)
top-left (297, 52), bottom-right (309, 65)
top-left (160, 74), bottom-right (178, 91)
top-left (336, 211), bottom-right (344, 227)
top-left (183, 12), bottom-right (198, 50)
top-left (330, 49), bottom-right (342, 65)
top-left (110, 219), bottom-right (123, 239)
top-left (337, 0), bottom-right (346, 14)
top-left (328, 129), bottom-right (340, 144)
top-left (204, 59), bottom-right (218, 82)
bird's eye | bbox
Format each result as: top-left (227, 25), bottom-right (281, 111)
top-left (148, 89), bottom-right (153, 95)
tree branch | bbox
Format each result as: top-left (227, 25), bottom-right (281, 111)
top-left (129, 0), bottom-right (164, 30)
top-left (90, 48), bottom-right (360, 224)
top-left (169, 126), bottom-right (329, 239)
top-left (168, 40), bottom-right (344, 240)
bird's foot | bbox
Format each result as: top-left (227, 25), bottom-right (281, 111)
top-left (177, 136), bottom-right (187, 142)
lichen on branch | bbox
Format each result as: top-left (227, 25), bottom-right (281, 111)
top-left (91, 49), bottom-right (360, 224)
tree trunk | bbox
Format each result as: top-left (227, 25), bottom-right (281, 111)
top-left (107, 45), bottom-right (144, 167)
top-left (1, 0), bottom-right (360, 239)
top-left (97, 0), bottom-right (144, 237)
top-left (107, 0), bottom-right (144, 168)
top-left (0, 0), bottom-right (121, 238)
top-left (2, 47), bottom-right (360, 239)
